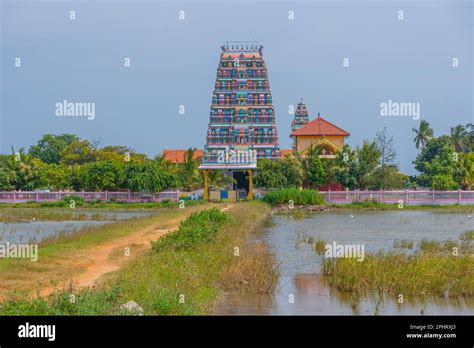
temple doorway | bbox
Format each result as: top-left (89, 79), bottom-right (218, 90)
top-left (232, 171), bottom-right (249, 191)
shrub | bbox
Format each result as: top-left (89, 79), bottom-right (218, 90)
top-left (62, 194), bottom-right (85, 204)
top-left (151, 208), bottom-right (229, 252)
top-left (262, 188), bottom-right (325, 206)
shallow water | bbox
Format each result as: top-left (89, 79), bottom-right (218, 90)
top-left (0, 210), bottom-right (156, 243)
top-left (216, 210), bottom-right (474, 315)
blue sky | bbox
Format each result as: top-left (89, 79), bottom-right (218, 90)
top-left (1, 0), bottom-right (472, 174)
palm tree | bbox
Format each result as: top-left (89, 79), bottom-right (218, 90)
top-left (450, 125), bottom-right (468, 153)
top-left (182, 148), bottom-right (200, 189)
top-left (465, 123), bottom-right (474, 151)
top-left (412, 120), bottom-right (434, 149)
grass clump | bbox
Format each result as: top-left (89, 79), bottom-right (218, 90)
top-left (262, 188), bottom-right (325, 206)
top-left (322, 251), bottom-right (474, 299)
top-left (151, 208), bottom-right (230, 252)
top-left (315, 239), bottom-right (326, 255)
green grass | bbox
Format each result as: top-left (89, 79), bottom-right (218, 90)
top-left (262, 188), bottom-right (325, 206)
top-left (0, 285), bottom-right (128, 315)
top-left (151, 208), bottom-right (229, 252)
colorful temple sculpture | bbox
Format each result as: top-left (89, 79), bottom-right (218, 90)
top-left (290, 100), bottom-right (350, 159)
top-left (199, 40), bottom-right (280, 199)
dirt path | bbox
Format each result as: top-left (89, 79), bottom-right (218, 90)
top-left (34, 204), bottom-right (234, 298)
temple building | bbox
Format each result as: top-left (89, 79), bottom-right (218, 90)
top-left (290, 100), bottom-right (350, 158)
top-left (199, 40), bottom-right (280, 199)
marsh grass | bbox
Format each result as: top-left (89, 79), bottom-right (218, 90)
top-left (315, 239), bottom-right (326, 255)
top-left (322, 251), bottom-right (474, 300)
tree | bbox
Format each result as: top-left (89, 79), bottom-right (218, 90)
top-left (412, 120), bottom-right (434, 149)
top-left (29, 134), bottom-right (78, 164)
top-left (450, 125), bottom-right (468, 153)
top-left (466, 123), bottom-right (474, 151)
top-left (355, 140), bottom-right (381, 189)
top-left (180, 148), bottom-right (202, 190)
top-left (367, 165), bottom-right (408, 190)
top-left (374, 127), bottom-right (397, 189)
top-left (413, 136), bottom-right (457, 189)
top-left (80, 161), bottom-right (125, 191)
top-left (303, 156), bottom-right (325, 188)
top-left (453, 152), bottom-right (474, 189)
top-left (299, 145), bottom-right (326, 188)
top-left (61, 139), bottom-right (96, 165)
top-left (39, 163), bottom-right (69, 190)
top-left (124, 160), bottom-right (181, 192)
top-left (255, 159), bottom-right (287, 189)
top-left (280, 155), bottom-right (303, 187)
top-left (334, 145), bottom-right (360, 190)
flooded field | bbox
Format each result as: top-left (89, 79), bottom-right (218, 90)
top-left (0, 209), bottom-right (156, 244)
top-left (216, 210), bottom-right (474, 315)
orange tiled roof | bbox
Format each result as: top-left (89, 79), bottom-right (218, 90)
top-left (280, 149), bottom-right (294, 157)
top-left (162, 149), bottom-right (203, 164)
top-left (291, 116), bottom-right (350, 137)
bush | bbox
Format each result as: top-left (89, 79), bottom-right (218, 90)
top-left (151, 208), bottom-right (229, 252)
top-left (62, 194), bottom-right (85, 203)
top-left (261, 188), bottom-right (325, 206)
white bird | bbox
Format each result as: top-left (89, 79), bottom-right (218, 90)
top-left (467, 215), bottom-right (472, 218)
top-left (350, 215), bottom-right (354, 219)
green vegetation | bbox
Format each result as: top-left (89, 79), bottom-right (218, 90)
top-left (0, 286), bottom-right (128, 316)
top-left (0, 202), bottom-right (278, 315)
top-left (322, 252), bottom-right (473, 299)
top-left (322, 231), bottom-right (474, 301)
top-left (0, 134), bottom-right (205, 192)
top-left (315, 239), bottom-right (326, 255)
top-left (412, 122), bottom-right (474, 190)
top-left (151, 208), bottom-right (229, 252)
top-left (262, 188), bottom-right (325, 206)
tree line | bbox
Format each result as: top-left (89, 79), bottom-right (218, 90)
top-left (1, 122), bottom-right (472, 192)
top-left (255, 123), bottom-right (474, 190)
top-left (0, 134), bottom-right (206, 192)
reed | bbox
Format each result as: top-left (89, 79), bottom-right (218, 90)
top-left (322, 251), bottom-right (473, 299)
